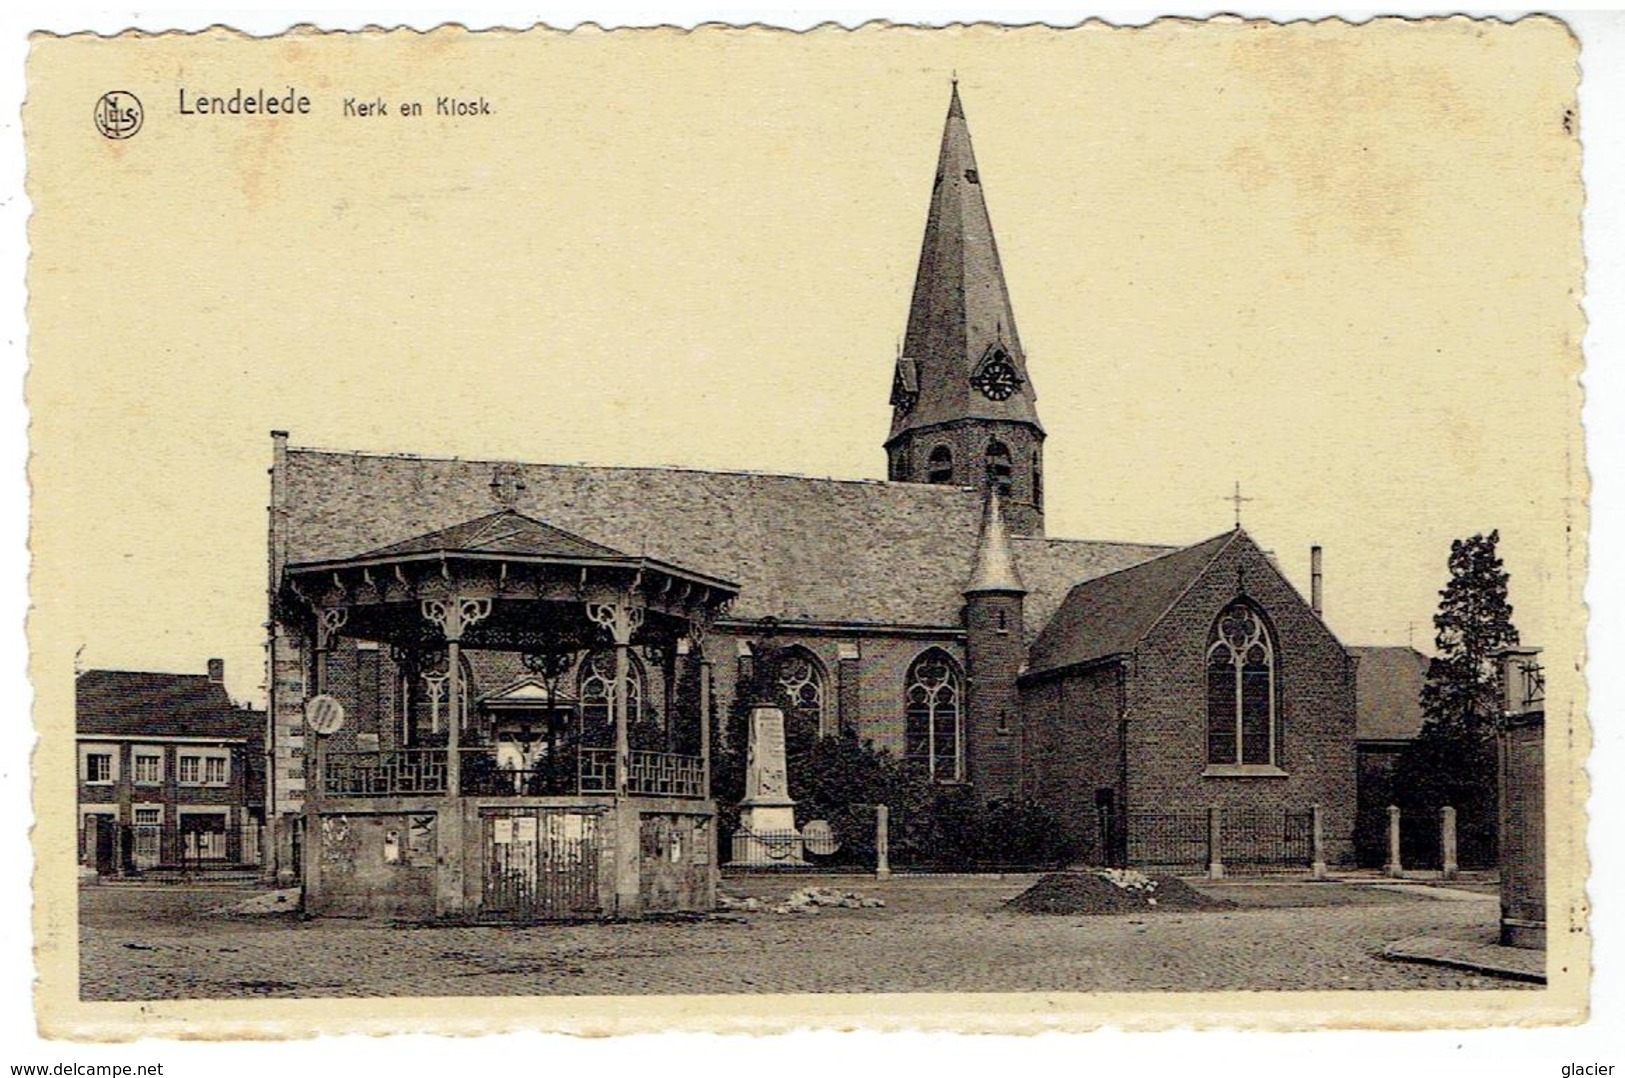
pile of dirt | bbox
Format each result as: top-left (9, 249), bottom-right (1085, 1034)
top-left (1005, 870), bottom-right (1235, 915)
top-left (205, 888), bottom-right (303, 917)
top-left (718, 886), bottom-right (887, 915)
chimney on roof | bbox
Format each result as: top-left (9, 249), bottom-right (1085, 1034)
top-left (1310, 546), bottom-right (1323, 617)
top-left (207, 658), bottom-right (225, 684)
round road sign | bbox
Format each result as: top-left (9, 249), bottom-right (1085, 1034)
top-left (802, 818), bottom-right (839, 856)
top-left (305, 693), bottom-right (346, 736)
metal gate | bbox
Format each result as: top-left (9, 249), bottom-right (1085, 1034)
top-left (481, 807), bottom-right (602, 920)
top-left (1221, 808), bottom-right (1314, 872)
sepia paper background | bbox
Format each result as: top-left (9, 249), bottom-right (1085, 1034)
top-left (23, 16), bottom-right (1591, 1036)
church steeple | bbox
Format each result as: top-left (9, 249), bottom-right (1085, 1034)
top-left (886, 84), bottom-right (1046, 536)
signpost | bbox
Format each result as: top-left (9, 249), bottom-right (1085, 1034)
top-left (304, 695), bottom-right (345, 814)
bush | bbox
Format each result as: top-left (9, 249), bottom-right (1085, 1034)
top-left (713, 705), bottom-right (1076, 870)
top-left (908, 787), bottom-right (1079, 869)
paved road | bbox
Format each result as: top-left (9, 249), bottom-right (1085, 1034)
top-left (78, 875), bottom-right (1523, 1000)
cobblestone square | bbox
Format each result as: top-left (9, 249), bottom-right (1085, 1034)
top-left (77, 873), bottom-right (1533, 1000)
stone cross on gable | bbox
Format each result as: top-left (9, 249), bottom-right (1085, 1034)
top-left (1223, 480), bottom-right (1254, 528)
top-left (490, 462), bottom-right (526, 508)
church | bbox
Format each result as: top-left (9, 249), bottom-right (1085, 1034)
top-left (266, 86), bottom-right (1356, 918)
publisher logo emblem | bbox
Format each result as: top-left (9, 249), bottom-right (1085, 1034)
top-left (93, 91), bottom-right (143, 139)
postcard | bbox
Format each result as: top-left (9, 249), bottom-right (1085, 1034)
top-left (25, 17), bottom-right (1588, 1036)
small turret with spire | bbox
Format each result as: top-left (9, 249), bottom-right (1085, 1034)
top-left (965, 485), bottom-right (1026, 596)
top-left (885, 82), bottom-right (1047, 537)
top-left (961, 486), bottom-right (1028, 799)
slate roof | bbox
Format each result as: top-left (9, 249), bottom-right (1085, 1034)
top-left (1351, 645), bottom-right (1431, 742)
top-left (282, 447), bottom-right (1170, 631)
top-left (1025, 530), bottom-right (1240, 676)
top-left (889, 84), bottom-right (1041, 445)
top-left (965, 492), bottom-right (1026, 594)
top-left (361, 509), bottom-right (624, 561)
top-left (1011, 535), bottom-right (1174, 643)
top-left (76, 670), bottom-right (262, 742)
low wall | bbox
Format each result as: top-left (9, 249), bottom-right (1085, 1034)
top-left (307, 794), bottom-right (717, 920)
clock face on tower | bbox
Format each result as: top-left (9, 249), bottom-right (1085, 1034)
top-left (971, 349), bottom-right (1023, 401)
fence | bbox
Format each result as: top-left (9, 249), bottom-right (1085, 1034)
top-left (578, 748), bottom-right (706, 798)
top-left (625, 750), bottom-right (706, 798)
top-left (323, 749), bottom-right (448, 797)
top-left (325, 746), bottom-right (705, 800)
top-left (1223, 808), bottom-right (1314, 872)
top-left (1126, 811), bottom-right (1209, 869)
top-left (723, 808), bottom-right (875, 870)
top-left (1130, 806), bottom-right (1321, 875)
top-left (723, 801), bottom-right (1072, 873)
top-left (1394, 805), bottom-right (1494, 871)
top-left (723, 804), bottom-right (1326, 876)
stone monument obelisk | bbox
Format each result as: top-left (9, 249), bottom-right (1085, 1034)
top-left (731, 632), bottom-right (805, 865)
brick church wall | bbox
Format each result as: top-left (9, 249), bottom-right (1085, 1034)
top-left (1127, 537), bottom-right (1358, 866)
top-left (838, 635), bottom-right (966, 761)
top-left (1021, 663), bottom-right (1123, 863)
top-left (705, 630), bottom-right (964, 766)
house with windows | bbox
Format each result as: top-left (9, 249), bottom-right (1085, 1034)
top-left (76, 660), bottom-right (266, 876)
top-left (266, 85), bottom-right (1358, 919)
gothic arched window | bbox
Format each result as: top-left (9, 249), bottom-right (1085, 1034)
top-left (400, 651), bottom-right (474, 744)
top-left (1032, 450), bottom-right (1043, 509)
top-left (1206, 603), bottom-right (1277, 766)
top-left (775, 647), bottom-right (825, 728)
top-left (904, 649), bottom-right (963, 782)
top-left (578, 650), bottom-right (646, 748)
top-left (986, 440), bottom-right (1012, 492)
top-left (927, 445), bottom-right (954, 485)
top-left (774, 646), bottom-right (827, 756)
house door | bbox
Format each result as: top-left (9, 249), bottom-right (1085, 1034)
top-left (85, 814), bottom-right (115, 874)
top-left (480, 808), bottom-right (602, 920)
top-left (132, 808), bottom-right (162, 869)
top-left (1095, 789), bottom-right (1121, 868)
top-left (289, 817), bottom-right (305, 881)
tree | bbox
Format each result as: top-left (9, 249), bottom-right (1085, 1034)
top-left (1395, 531), bottom-right (1518, 866)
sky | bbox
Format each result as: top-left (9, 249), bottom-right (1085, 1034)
top-left (25, 20), bottom-right (1584, 712)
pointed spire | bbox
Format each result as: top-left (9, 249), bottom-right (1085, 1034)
top-left (965, 487), bottom-right (1026, 595)
top-left (889, 83), bottom-right (1042, 445)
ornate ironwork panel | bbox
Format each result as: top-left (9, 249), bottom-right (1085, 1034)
top-left (625, 750), bottom-right (705, 799)
top-left (322, 749), bottom-right (449, 797)
top-left (577, 747), bottom-right (617, 795)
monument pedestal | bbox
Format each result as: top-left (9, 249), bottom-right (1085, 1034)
top-left (730, 706), bottom-right (804, 866)
top-left (732, 803), bottom-right (805, 865)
